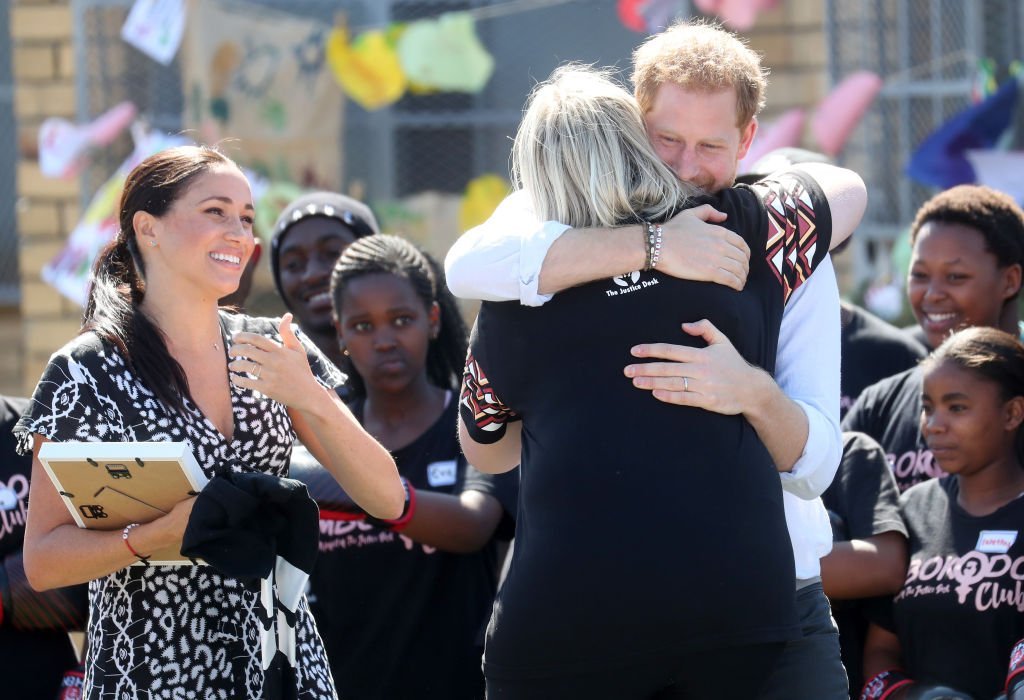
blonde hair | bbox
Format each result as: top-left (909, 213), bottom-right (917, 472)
top-left (511, 65), bottom-right (695, 229)
top-left (632, 19), bottom-right (767, 127)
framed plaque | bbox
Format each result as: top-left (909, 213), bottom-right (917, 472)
top-left (38, 441), bottom-right (208, 565)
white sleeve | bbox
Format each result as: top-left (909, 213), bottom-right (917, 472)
top-left (444, 190), bottom-right (571, 306)
top-left (775, 255), bottom-right (842, 500)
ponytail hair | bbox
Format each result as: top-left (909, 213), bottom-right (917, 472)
top-left (329, 234), bottom-right (468, 400)
top-left (922, 326), bottom-right (1024, 466)
top-left (83, 144), bottom-right (237, 411)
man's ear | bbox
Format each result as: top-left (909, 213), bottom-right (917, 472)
top-left (735, 117), bottom-right (758, 162)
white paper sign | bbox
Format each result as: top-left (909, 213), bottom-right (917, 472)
top-left (120, 0), bottom-right (187, 66)
top-left (976, 530), bottom-right (1018, 554)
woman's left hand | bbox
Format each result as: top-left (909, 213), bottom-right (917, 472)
top-left (228, 313), bottom-right (319, 410)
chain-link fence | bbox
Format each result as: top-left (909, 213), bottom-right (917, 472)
top-left (0, 5), bottom-right (19, 305)
top-left (73, 0), bottom-right (644, 207)
top-left (70, 0), bottom-right (1024, 297)
top-left (825, 0), bottom-right (1024, 287)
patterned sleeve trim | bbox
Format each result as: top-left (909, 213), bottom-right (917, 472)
top-left (13, 338), bottom-right (139, 455)
top-left (754, 171), bottom-right (833, 304)
top-left (460, 351), bottom-right (520, 445)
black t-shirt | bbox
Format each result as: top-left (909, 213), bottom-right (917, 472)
top-left (0, 395), bottom-right (80, 698)
top-left (461, 173), bottom-right (832, 678)
top-left (306, 395), bottom-right (516, 700)
top-left (842, 367), bottom-right (943, 492)
top-left (840, 302), bottom-right (926, 419)
top-left (822, 431), bottom-right (907, 698)
top-left (876, 476), bottom-right (1024, 699)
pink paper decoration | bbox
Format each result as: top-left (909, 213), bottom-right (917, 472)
top-left (811, 71), bottom-right (883, 156)
top-left (617, 0), bottom-right (647, 32)
top-left (693, 0), bottom-right (780, 31)
top-left (737, 108), bottom-right (805, 174)
top-left (39, 102), bottom-right (137, 179)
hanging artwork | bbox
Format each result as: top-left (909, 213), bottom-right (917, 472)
top-left (396, 12), bottom-right (494, 93)
top-left (181, 1), bottom-right (343, 188)
top-left (326, 26), bottom-right (407, 110)
top-left (42, 129), bottom-right (188, 306)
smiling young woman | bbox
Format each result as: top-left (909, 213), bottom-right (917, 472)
top-left (14, 145), bottom-right (404, 699)
top-left (844, 185), bottom-right (1024, 493)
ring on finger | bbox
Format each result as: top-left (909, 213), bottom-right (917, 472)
top-left (683, 376), bottom-right (689, 392)
top-left (253, 363), bottom-right (262, 380)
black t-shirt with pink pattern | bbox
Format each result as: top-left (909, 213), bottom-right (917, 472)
top-left (842, 367), bottom-right (944, 493)
top-left (460, 173), bottom-right (833, 679)
top-left (876, 476), bottom-right (1024, 699)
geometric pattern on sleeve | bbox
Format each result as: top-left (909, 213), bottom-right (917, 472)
top-left (758, 173), bottom-right (822, 303)
top-left (460, 351), bottom-right (520, 443)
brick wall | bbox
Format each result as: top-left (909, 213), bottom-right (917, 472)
top-left (745, 2), bottom-right (856, 289)
top-left (9, 0), bottom-right (79, 397)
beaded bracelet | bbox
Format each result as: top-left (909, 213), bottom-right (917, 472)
top-left (644, 222), bottom-right (663, 270)
top-left (642, 223), bottom-right (653, 270)
top-left (122, 523), bottom-right (150, 564)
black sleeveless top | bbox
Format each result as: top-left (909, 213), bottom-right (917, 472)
top-left (460, 172), bottom-right (833, 678)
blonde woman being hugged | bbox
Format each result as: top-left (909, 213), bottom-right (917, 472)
top-left (16, 145), bottom-right (404, 699)
top-left (458, 66), bottom-right (860, 699)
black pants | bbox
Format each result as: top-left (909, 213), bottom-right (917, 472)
top-left (486, 642), bottom-right (786, 700)
top-left (755, 583), bottom-right (849, 700)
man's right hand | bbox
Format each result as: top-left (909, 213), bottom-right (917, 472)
top-left (657, 205), bottom-right (749, 291)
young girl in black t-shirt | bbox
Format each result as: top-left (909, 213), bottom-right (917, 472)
top-left (301, 234), bottom-right (513, 700)
top-left (861, 327), bottom-right (1024, 700)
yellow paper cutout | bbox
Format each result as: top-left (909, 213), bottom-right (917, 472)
top-left (459, 174), bottom-right (511, 232)
top-left (326, 26), bottom-right (407, 110)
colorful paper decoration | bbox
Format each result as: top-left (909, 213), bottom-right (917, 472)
top-left (326, 26), bottom-right (407, 110)
top-left (737, 108), bottom-right (805, 174)
top-left (459, 174), bottom-right (511, 233)
top-left (810, 71), bottom-right (883, 156)
top-left (617, 0), bottom-right (685, 33)
top-left (965, 150), bottom-right (1024, 204)
top-left (396, 13), bottom-right (494, 93)
top-left (692, 0), bottom-right (780, 31)
top-left (906, 77), bottom-right (1019, 189)
top-left (43, 129), bottom-right (188, 306)
top-left (120, 0), bottom-right (187, 66)
top-left (182, 0), bottom-right (344, 189)
top-left (38, 102), bottom-right (137, 179)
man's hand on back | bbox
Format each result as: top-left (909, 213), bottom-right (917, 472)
top-left (656, 205), bottom-right (750, 291)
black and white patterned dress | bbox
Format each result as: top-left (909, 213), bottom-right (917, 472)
top-left (15, 312), bottom-right (342, 700)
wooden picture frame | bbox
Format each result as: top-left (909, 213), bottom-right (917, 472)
top-left (38, 442), bottom-right (208, 566)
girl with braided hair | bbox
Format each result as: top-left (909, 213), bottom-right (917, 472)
top-left (301, 233), bottom-right (515, 699)
top-left (15, 145), bottom-right (404, 699)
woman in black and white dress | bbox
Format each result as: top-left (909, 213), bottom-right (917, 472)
top-left (15, 145), bottom-right (404, 699)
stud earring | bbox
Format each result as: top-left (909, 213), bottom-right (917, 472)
top-left (148, 240), bottom-right (156, 248)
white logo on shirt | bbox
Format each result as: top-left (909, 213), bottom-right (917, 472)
top-left (427, 460), bottom-right (457, 487)
top-left (613, 271), bottom-right (641, 287)
top-left (977, 530), bottom-right (1018, 554)
top-left (604, 270), bottom-right (659, 298)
